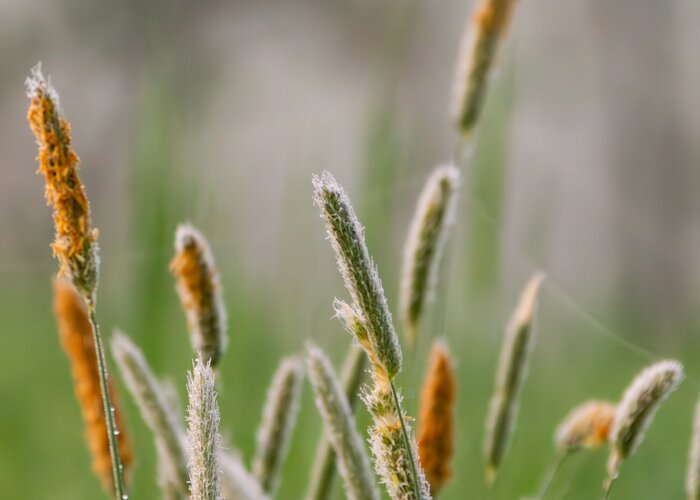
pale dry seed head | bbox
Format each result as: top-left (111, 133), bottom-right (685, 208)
top-left (53, 279), bottom-right (133, 493)
top-left (27, 64), bottom-right (99, 298)
top-left (687, 398), bottom-right (700, 500)
top-left (400, 165), bottom-right (461, 347)
top-left (171, 224), bottom-right (228, 367)
top-left (483, 272), bottom-right (544, 482)
top-left (312, 171), bottom-right (402, 378)
top-left (607, 360), bottom-right (683, 480)
top-left (417, 340), bottom-right (456, 496)
top-left (111, 332), bottom-right (189, 497)
top-left (187, 356), bottom-right (223, 500)
top-left (555, 400), bottom-right (616, 455)
top-left (253, 357), bottom-right (305, 495)
top-left (305, 344), bottom-right (379, 500)
top-left (363, 372), bottom-right (431, 500)
top-left (450, 0), bottom-right (518, 136)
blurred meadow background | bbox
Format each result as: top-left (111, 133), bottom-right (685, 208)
top-left (2, 0), bottom-right (700, 498)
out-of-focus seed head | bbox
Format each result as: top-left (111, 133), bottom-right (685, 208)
top-left (417, 340), bottom-right (456, 495)
top-left (555, 401), bottom-right (616, 455)
top-left (607, 360), bottom-right (683, 478)
top-left (171, 224), bottom-right (228, 367)
top-left (400, 165), bottom-right (460, 347)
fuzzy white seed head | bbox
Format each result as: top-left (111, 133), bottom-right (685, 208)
top-left (362, 374), bottom-right (431, 500)
top-left (399, 164), bottom-right (460, 346)
top-left (186, 357), bottom-right (223, 500)
top-left (313, 172), bottom-right (402, 379)
top-left (252, 357), bottom-right (304, 495)
top-left (608, 359), bottom-right (683, 478)
top-left (484, 272), bottom-right (544, 481)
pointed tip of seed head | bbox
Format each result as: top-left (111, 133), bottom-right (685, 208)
top-left (312, 171), bottom-right (344, 207)
top-left (174, 223), bottom-right (205, 252)
top-left (512, 271), bottom-right (545, 327)
top-left (25, 62), bottom-right (60, 106)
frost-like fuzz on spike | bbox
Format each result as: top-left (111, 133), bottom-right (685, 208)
top-left (187, 357), bottom-right (223, 500)
top-left (306, 344), bottom-right (367, 500)
top-left (363, 374), bottom-right (431, 500)
top-left (417, 340), bottom-right (456, 495)
top-left (252, 357), bottom-right (305, 495)
top-left (399, 165), bottom-right (460, 346)
top-left (111, 333), bottom-right (189, 497)
top-left (606, 360), bottom-right (683, 483)
top-left (53, 280), bottom-right (133, 493)
top-left (687, 398), bottom-right (700, 500)
top-left (312, 171), bottom-right (402, 378)
top-left (27, 64), bottom-right (99, 298)
top-left (555, 401), bottom-right (616, 455)
top-left (305, 344), bottom-right (379, 500)
top-left (221, 453), bottom-right (270, 500)
top-left (450, 0), bottom-right (519, 137)
top-left (171, 225), bottom-right (228, 367)
top-left (483, 272), bottom-right (544, 482)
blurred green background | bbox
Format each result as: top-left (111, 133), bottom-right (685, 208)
top-left (2, 0), bottom-right (700, 498)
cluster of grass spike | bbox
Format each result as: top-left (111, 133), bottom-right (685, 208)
top-left (28, 0), bottom-right (697, 495)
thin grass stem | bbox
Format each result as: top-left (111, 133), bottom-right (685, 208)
top-left (86, 300), bottom-right (127, 499)
top-left (390, 380), bottom-right (420, 498)
top-left (537, 454), bottom-right (568, 500)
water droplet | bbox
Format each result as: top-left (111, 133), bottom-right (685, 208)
top-left (110, 407), bottom-right (115, 413)
top-left (122, 495), bottom-right (129, 499)
top-left (114, 429), bottom-right (120, 436)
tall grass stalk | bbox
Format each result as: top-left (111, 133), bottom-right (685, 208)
top-left (313, 172), bottom-right (429, 499)
top-left (28, 64), bottom-right (128, 499)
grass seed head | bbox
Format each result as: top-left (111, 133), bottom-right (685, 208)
top-left (400, 165), bottom-right (460, 347)
top-left (555, 400), bottom-right (616, 454)
top-left (483, 272), bottom-right (544, 482)
top-left (363, 373), bottom-right (431, 500)
top-left (171, 224), bottom-right (228, 367)
top-left (53, 279), bottom-right (133, 493)
top-left (186, 356), bottom-right (223, 500)
top-left (450, 0), bottom-right (518, 136)
top-left (312, 171), bottom-right (402, 379)
top-left (607, 360), bottom-right (684, 479)
top-left (253, 356), bottom-right (305, 495)
top-left (27, 64), bottom-right (99, 299)
top-left (417, 340), bottom-right (456, 495)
